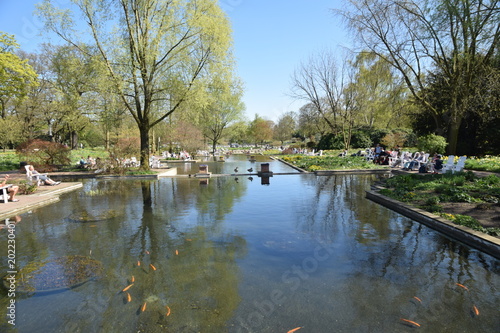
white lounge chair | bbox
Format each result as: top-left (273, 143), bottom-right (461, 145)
top-left (440, 155), bottom-right (455, 173)
top-left (416, 153), bottom-right (430, 169)
top-left (25, 165), bottom-right (47, 186)
top-left (452, 156), bottom-right (467, 173)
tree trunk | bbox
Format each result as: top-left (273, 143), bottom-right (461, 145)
top-left (139, 124), bottom-right (150, 169)
top-left (446, 118), bottom-right (462, 156)
top-left (212, 140), bottom-right (217, 155)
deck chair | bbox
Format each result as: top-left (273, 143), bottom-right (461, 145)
top-left (416, 153), bottom-right (430, 169)
top-left (25, 165), bottom-right (47, 186)
top-left (440, 155), bottom-right (455, 173)
top-left (388, 151), bottom-right (399, 166)
top-left (452, 156), bottom-right (467, 173)
top-left (365, 149), bottom-right (375, 162)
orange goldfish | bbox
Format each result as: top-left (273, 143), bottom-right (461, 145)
top-left (472, 305), bottom-right (480, 316)
top-left (122, 284), bottom-right (134, 292)
top-left (166, 306), bottom-right (171, 316)
top-left (456, 283), bottom-right (469, 291)
top-left (413, 296), bottom-right (422, 303)
top-left (137, 261), bottom-right (141, 266)
top-left (150, 264), bottom-right (157, 271)
top-left (126, 292), bottom-right (132, 302)
top-left (141, 302), bottom-right (147, 312)
top-left (287, 327), bottom-right (302, 333)
top-left (175, 250), bottom-right (179, 255)
top-left (131, 276), bottom-right (135, 283)
top-left (400, 318), bottom-right (420, 328)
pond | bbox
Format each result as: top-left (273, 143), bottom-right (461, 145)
top-left (0, 158), bottom-right (499, 332)
top-left (168, 154), bottom-right (300, 175)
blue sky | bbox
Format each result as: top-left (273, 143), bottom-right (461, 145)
top-left (0, 0), bottom-right (350, 122)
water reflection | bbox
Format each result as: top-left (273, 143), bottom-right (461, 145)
top-left (0, 174), bottom-right (498, 332)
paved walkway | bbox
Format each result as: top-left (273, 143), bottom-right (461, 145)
top-left (0, 182), bottom-right (83, 220)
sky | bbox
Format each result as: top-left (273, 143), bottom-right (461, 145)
top-left (0, 0), bottom-right (351, 122)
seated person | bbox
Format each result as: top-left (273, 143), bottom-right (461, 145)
top-left (433, 155), bottom-right (444, 173)
top-left (28, 166), bottom-right (60, 186)
top-left (87, 156), bottom-right (96, 168)
top-left (79, 157), bottom-right (88, 168)
top-left (1, 175), bottom-right (19, 202)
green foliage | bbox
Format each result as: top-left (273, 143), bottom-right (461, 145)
top-left (381, 171), bottom-right (500, 236)
top-left (421, 204), bottom-right (443, 213)
top-left (350, 131), bottom-right (372, 148)
top-left (317, 133), bottom-right (344, 150)
top-left (0, 32), bottom-right (38, 102)
top-left (18, 180), bottom-right (38, 195)
top-left (281, 154), bottom-right (384, 171)
top-left (417, 134), bottom-right (447, 155)
top-left (465, 156), bottom-right (500, 173)
top-left (0, 152), bottom-right (20, 171)
top-left (16, 139), bottom-right (71, 167)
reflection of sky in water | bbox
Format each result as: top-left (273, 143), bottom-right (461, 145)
top-left (172, 154), bottom-right (299, 175)
top-left (0, 170), bottom-right (498, 332)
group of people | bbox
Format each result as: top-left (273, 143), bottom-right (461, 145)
top-left (79, 156), bottom-right (97, 169)
top-left (364, 144), bottom-right (445, 174)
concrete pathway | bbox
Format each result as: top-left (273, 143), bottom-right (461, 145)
top-left (0, 182), bottom-right (83, 220)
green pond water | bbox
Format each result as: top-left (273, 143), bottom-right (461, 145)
top-left (0, 156), bottom-right (499, 332)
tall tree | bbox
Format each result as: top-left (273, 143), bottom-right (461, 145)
top-left (290, 51), bottom-right (359, 150)
top-left (337, 0), bottom-right (500, 154)
top-left (37, 0), bottom-right (235, 167)
top-left (0, 32), bottom-right (38, 118)
top-left (248, 115), bottom-right (273, 146)
top-left (349, 51), bottom-right (409, 129)
top-left (196, 72), bottom-right (244, 153)
top-left (274, 111), bottom-right (296, 144)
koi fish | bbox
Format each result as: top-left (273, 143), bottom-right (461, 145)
top-left (287, 327), bottom-right (302, 333)
top-left (131, 276), bottom-right (135, 283)
top-left (175, 250), bottom-right (179, 255)
top-left (166, 305), bottom-right (171, 316)
top-left (122, 284), bottom-right (134, 292)
top-left (150, 264), bottom-right (157, 271)
top-left (413, 296), bottom-right (422, 303)
top-left (471, 305), bottom-right (480, 317)
top-left (400, 318), bottom-right (420, 328)
top-left (145, 250), bottom-right (150, 255)
top-left (126, 292), bottom-right (132, 302)
top-left (141, 302), bottom-right (147, 312)
top-left (456, 283), bottom-right (469, 291)
top-left (137, 261), bottom-right (141, 266)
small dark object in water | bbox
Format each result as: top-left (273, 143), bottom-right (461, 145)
top-left (248, 177), bottom-right (253, 181)
top-left (234, 167), bottom-right (238, 173)
top-left (247, 168), bottom-right (253, 172)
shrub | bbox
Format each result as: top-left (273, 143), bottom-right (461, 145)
top-left (16, 140), bottom-right (71, 167)
top-left (109, 137), bottom-right (140, 159)
top-left (18, 180), bottom-right (38, 195)
top-left (417, 134), bottom-right (448, 155)
top-left (317, 133), bottom-right (344, 150)
top-left (350, 131), bottom-right (372, 149)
